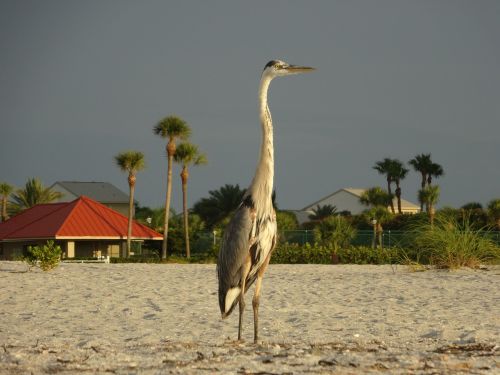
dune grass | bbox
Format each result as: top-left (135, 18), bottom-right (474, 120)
top-left (410, 214), bottom-right (500, 269)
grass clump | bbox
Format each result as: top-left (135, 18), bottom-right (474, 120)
top-left (25, 240), bottom-right (62, 271)
top-left (410, 213), bottom-right (500, 269)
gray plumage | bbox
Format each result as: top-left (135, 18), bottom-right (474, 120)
top-left (217, 60), bottom-right (314, 343)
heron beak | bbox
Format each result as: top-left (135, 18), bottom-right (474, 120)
top-left (284, 65), bottom-right (315, 74)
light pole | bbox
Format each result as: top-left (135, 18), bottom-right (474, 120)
top-left (213, 230), bottom-right (217, 246)
top-left (371, 218), bottom-right (377, 249)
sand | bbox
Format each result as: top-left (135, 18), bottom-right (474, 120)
top-left (0, 261), bottom-right (498, 374)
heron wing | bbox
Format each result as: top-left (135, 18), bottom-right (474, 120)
top-left (217, 202), bottom-right (255, 316)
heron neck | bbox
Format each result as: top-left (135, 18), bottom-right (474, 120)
top-left (248, 75), bottom-right (274, 215)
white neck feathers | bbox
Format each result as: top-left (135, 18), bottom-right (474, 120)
top-left (247, 75), bottom-right (274, 216)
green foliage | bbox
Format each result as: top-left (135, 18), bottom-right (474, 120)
top-left (10, 178), bottom-right (64, 215)
top-left (313, 216), bottom-right (356, 252)
top-left (270, 242), bottom-right (403, 264)
top-left (276, 210), bottom-right (299, 232)
top-left (192, 184), bottom-right (246, 229)
top-left (173, 142), bottom-right (207, 167)
top-left (153, 116), bottom-right (192, 140)
top-left (308, 204), bottom-right (337, 221)
top-left (487, 199), bottom-right (500, 230)
top-left (114, 151), bottom-right (146, 174)
top-left (409, 213), bottom-right (500, 269)
top-left (25, 240), bottom-right (62, 271)
top-left (337, 246), bottom-right (402, 265)
top-left (271, 243), bottom-right (332, 264)
top-left (359, 186), bottom-right (393, 208)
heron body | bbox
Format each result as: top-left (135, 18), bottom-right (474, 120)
top-left (217, 60), bottom-right (314, 343)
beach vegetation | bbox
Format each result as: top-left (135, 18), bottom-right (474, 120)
top-left (24, 240), bottom-right (62, 271)
top-left (154, 115), bottom-right (192, 259)
top-left (409, 213), bottom-right (500, 269)
top-left (418, 185), bottom-right (440, 225)
top-left (308, 204), bottom-right (338, 221)
top-left (487, 199), bottom-right (500, 230)
top-left (115, 150), bottom-right (146, 258)
top-left (313, 216), bottom-right (356, 263)
top-left (0, 182), bottom-right (14, 222)
top-left (9, 178), bottom-right (63, 215)
top-left (373, 158), bottom-right (409, 214)
top-left (408, 153), bottom-right (443, 212)
top-left (192, 184), bottom-right (246, 229)
top-left (173, 142), bottom-right (207, 258)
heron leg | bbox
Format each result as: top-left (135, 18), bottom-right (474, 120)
top-left (252, 254), bottom-right (271, 344)
top-left (238, 257), bottom-right (252, 341)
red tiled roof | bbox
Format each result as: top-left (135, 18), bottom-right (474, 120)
top-left (0, 196), bottom-right (162, 241)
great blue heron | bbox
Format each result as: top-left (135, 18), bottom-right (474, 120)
top-left (217, 60), bottom-right (314, 343)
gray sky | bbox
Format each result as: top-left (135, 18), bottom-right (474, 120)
top-left (1, 0), bottom-right (499, 212)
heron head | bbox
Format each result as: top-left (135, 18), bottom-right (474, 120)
top-left (262, 60), bottom-right (315, 78)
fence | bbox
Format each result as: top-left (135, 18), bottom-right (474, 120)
top-left (187, 229), bottom-right (500, 253)
top-left (146, 230), bottom-right (500, 255)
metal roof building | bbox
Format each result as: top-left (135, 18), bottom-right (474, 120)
top-left (0, 196), bottom-right (162, 260)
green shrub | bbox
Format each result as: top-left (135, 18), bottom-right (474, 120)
top-left (25, 240), bottom-right (62, 271)
top-left (337, 246), bottom-right (401, 265)
top-left (271, 243), bottom-right (332, 264)
top-left (409, 214), bottom-right (500, 269)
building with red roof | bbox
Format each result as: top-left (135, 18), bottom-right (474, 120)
top-left (0, 196), bottom-right (162, 260)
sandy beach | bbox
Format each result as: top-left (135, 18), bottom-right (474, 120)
top-left (0, 261), bottom-right (498, 374)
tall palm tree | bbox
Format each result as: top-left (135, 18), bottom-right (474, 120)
top-left (373, 158), bottom-right (396, 213)
top-left (173, 142), bottom-right (207, 258)
top-left (427, 162), bottom-right (444, 186)
top-left (409, 153), bottom-right (433, 211)
top-left (10, 178), bottom-right (63, 215)
top-left (115, 151), bottom-right (145, 258)
top-left (359, 187), bottom-right (393, 248)
top-left (0, 182), bottom-right (14, 222)
top-left (418, 185), bottom-right (440, 225)
top-left (153, 116), bottom-right (191, 259)
top-left (391, 160), bottom-right (409, 214)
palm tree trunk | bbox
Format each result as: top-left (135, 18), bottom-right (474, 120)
top-left (395, 184), bottom-right (402, 214)
top-left (126, 174), bottom-right (136, 258)
top-left (420, 173), bottom-right (426, 211)
top-left (162, 140), bottom-right (176, 259)
top-left (1, 196), bottom-right (7, 222)
top-left (387, 178), bottom-right (395, 214)
top-left (181, 166), bottom-right (190, 258)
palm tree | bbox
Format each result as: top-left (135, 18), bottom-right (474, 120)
top-left (192, 184), bottom-right (246, 229)
top-left (359, 187), bottom-right (393, 248)
top-left (0, 182), bottom-right (14, 222)
top-left (173, 142), bottom-right (207, 258)
top-left (391, 160), bottom-right (409, 214)
top-left (409, 153), bottom-right (432, 211)
top-left (10, 178), bottom-right (63, 215)
top-left (373, 158), bottom-right (396, 213)
top-left (427, 162), bottom-right (444, 186)
top-left (359, 187), bottom-right (393, 209)
top-left (308, 204), bottom-right (338, 221)
top-left (115, 151), bottom-right (145, 258)
top-left (153, 116), bottom-right (191, 259)
top-left (418, 185), bottom-right (440, 225)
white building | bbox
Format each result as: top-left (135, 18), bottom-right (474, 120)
top-left (292, 188), bottom-right (420, 224)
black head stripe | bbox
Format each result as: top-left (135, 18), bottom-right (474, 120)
top-left (264, 60), bottom-right (280, 70)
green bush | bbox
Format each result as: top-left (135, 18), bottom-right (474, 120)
top-left (25, 240), bottom-right (62, 271)
top-left (271, 243), bottom-right (332, 264)
top-left (337, 246), bottom-right (401, 265)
